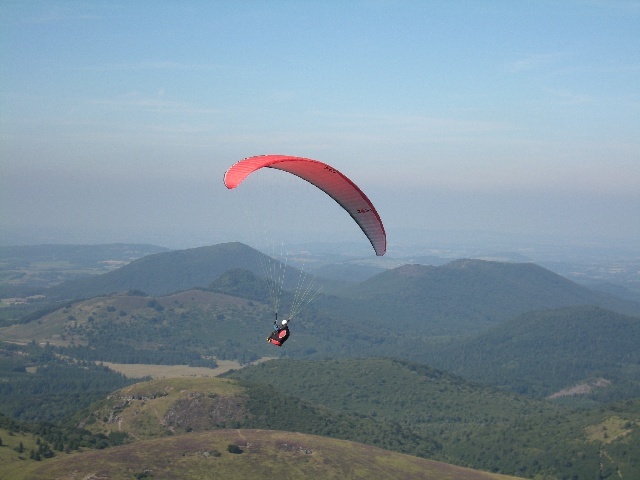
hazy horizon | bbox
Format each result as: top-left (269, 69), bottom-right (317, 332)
top-left (2, 2), bottom-right (638, 257)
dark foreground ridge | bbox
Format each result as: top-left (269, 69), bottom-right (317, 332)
top-left (25, 429), bottom-right (522, 480)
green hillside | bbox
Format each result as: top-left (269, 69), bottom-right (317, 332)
top-left (4, 286), bottom-right (640, 405)
top-left (43, 242), bottom-right (332, 302)
top-left (14, 429), bottom-right (522, 480)
top-left (224, 357), bottom-right (640, 479)
top-left (0, 342), bottom-right (144, 422)
top-left (2, 347), bottom-right (640, 478)
top-left (0, 282), bottom-right (383, 368)
top-left (428, 305), bottom-right (640, 399)
top-left (2, 376), bottom-right (468, 479)
top-left (3, 245), bottom-right (640, 479)
top-left (1, 289), bottom-right (277, 366)
top-left (321, 260), bottom-right (640, 335)
top-left (75, 376), bottom-right (440, 459)
top-left (21, 245), bottom-right (639, 342)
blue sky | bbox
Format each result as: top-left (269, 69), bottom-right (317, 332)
top-left (1, 1), bottom-right (639, 254)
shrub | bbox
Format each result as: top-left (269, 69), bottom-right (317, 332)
top-left (227, 443), bottom-right (242, 454)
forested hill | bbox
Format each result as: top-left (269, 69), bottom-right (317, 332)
top-left (319, 259), bottom-right (640, 334)
top-left (223, 357), bottom-right (640, 479)
top-left (44, 242), bottom-right (306, 301)
top-left (429, 305), bottom-right (640, 399)
top-left (19, 244), bottom-right (640, 342)
top-left (0, 375), bottom-right (521, 480)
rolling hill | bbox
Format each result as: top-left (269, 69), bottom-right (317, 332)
top-left (427, 305), bottom-right (640, 399)
top-left (4, 244), bottom-right (640, 479)
top-left (0, 288), bottom-right (277, 366)
top-left (320, 259), bottom-right (640, 335)
top-left (63, 371), bottom-right (637, 478)
top-left (15, 429), bottom-right (522, 480)
top-left (224, 357), bottom-right (640, 479)
top-left (5, 272), bottom-right (640, 399)
top-left (2, 349), bottom-right (640, 478)
top-left (33, 244), bottom-right (640, 341)
top-left (74, 376), bottom-right (440, 458)
top-left (42, 242), bottom-right (326, 301)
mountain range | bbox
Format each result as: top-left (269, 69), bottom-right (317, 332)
top-left (4, 242), bottom-right (640, 398)
top-left (320, 259), bottom-right (640, 335)
top-left (34, 243), bottom-right (640, 332)
top-left (2, 242), bottom-right (640, 478)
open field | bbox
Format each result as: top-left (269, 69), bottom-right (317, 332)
top-left (98, 359), bottom-right (252, 379)
top-left (98, 356), bottom-right (274, 379)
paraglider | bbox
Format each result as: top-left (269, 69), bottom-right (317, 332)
top-left (224, 154), bottom-right (386, 256)
top-left (224, 154), bottom-right (386, 347)
top-left (267, 319), bottom-right (290, 347)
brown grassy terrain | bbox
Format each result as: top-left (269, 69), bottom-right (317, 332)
top-left (21, 429), bottom-right (523, 480)
top-left (79, 377), bottom-right (247, 439)
top-left (0, 290), bottom-right (251, 346)
top-left (584, 416), bottom-right (638, 444)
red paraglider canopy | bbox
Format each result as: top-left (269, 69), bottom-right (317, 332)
top-left (224, 154), bottom-right (386, 256)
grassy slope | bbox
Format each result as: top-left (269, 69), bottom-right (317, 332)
top-left (0, 427), bottom-right (43, 480)
top-left (0, 287), bottom-right (365, 364)
top-left (79, 377), bottom-right (246, 439)
top-left (20, 429), bottom-right (522, 480)
top-left (0, 289), bottom-right (260, 346)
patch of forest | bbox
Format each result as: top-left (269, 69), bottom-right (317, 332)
top-left (224, 357), bottom-right (640, 479)
top-left (426, 306), bottom-right (640, 400)
top-left (4, 287), bottom-right (640, 407)
top-left (0, 342), bottom-right (146, 422)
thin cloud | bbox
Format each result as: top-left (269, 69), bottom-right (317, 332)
top-left (508, 53), bottom-right (565, 73)
top-left (81, 61), bottom-right (230, 72)
top-left (542, 87), bottom-right (594, 105)
top-left (310, 111), bottom-right (511, 135)
top-left (87, 94), bottom-right (220, 115)
top-left (18, 4), bottom-right (103, 24)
